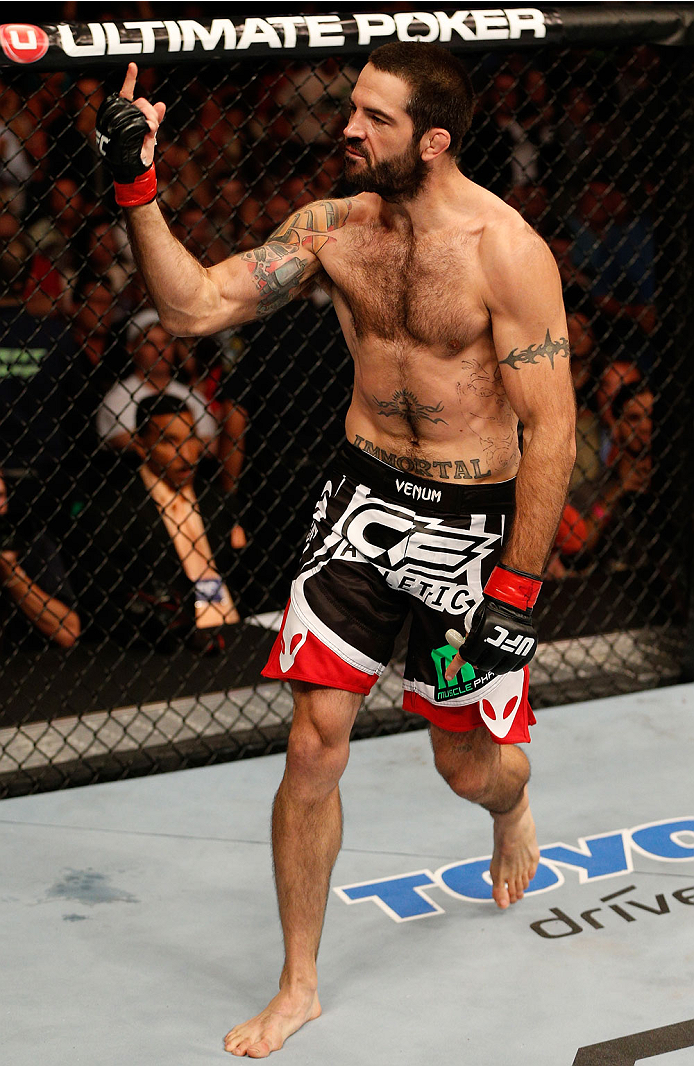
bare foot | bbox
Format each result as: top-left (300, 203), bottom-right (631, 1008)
top-left (489, 786), bottom-right (540, 910)
top-left (224, 986), bottom-right (322, 1057)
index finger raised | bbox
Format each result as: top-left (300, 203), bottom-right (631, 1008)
top-left (119, 62), bottom-right (138, 101)
top-left (444, 651), bottom-right (466, 682)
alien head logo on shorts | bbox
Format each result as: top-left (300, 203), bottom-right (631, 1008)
top-left (279, 606), bottom-right (309, 673)
top-left (0, 24), bottom-right (49, 63)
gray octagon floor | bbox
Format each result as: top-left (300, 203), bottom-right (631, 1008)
top-left (2, 683), bottom-right (694, 1066)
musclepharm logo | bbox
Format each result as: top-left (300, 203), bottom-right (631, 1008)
top-left (431, 643), bottom-right (493, 701)
top-left (334, 816), bottom-right (694, 921)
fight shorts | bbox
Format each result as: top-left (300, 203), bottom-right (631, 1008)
top-left (262, 442), bottom-right (535, 744)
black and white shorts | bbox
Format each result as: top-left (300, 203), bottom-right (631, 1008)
top-left (263, 442), bottom-right (534, 742)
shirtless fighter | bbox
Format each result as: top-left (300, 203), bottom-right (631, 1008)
top-left (96, 42), bottom-right (576, 1057)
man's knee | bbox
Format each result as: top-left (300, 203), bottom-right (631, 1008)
top-left (435, 751), bottom-right (498, 804)
top-left (432, 728), bottom-right (530, 807)
top-left (286, 720), bottom-right (348, 781)
top-left (284, 689), bottom-right (358, 794)
top-left (431, 727), bottom-right (501, 803)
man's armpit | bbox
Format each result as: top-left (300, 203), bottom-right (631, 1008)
top-left (498, 328), bottom-right (570, 371)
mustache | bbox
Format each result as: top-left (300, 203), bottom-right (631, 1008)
top-left (345, 140), bottom-right (368, 159)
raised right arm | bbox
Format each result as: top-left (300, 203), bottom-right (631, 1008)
top-left (124, 198), bottom-right (348, 335)
top-left (99, 63), bottom-right (349, 336)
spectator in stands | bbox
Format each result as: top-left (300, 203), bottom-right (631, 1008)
top-left (549, 233), bottom-right (595, 317)
top-left (597, 359), bottom-right (642, 434)
top-left (567, 311), bottom-right (603, 490)
top-left (0, 81), bottom-right (34, 219)
top-left (0, 232), bottom-right (83, 523)
top-left (47, 75), bottom-right (106, 204)
top-left (553, 86), bottom-right (614, 199)
top-left (86, 214), bottom-right (137, 319)
top-left (0, 467), bottom-right (80, 649)
top-left (96, 308), bottom-right (246, 497)
top-left (569, 182), bottom-right (657, 339)
top-left (254, 60), bottom-right (358, 176)
top-left (68, 273), bottom-right (129, 464)
top-left (70, 273), bottom-right (118, 372)
top-left (549, 382), bottom-right (655, 578)
top-left (187, 93), bottom-right (246, 180)
top-left (157, 138), bottom-right (210, 217)
top-left (24, 177), bottom-right (91, 316)
top-left (178, 334), bottom-right (247, 505)
top-left (171, 204), bottom-right (230, 266)
top-left (73, 394), bottom-right (241, 650)
top-left (97, 308), bottom-right (220, 455)
top-left (464, 68), bottom-right (556, 201)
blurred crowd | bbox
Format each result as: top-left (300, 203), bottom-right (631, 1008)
top-left (0, 41), bottom-right (672, 653)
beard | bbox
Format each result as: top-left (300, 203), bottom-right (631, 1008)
top-left (343, 137), bottom-right (428, 201)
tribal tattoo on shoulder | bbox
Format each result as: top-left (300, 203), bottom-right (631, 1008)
top-left (242, 199), bottom-right (353, 315)
top-left (499, 328), bottom-right (570, 370)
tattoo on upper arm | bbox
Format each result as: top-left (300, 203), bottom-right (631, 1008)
top-left (241, 200), bottom-right (353, 313)
top-left (270, 200), bottom-right (350, 250)
top-left (242, 245), bottom-right (308, 315)
top-left (499, 328), bottom-right (570, 370)
top-left (241, 199), bottom-right (352, 315)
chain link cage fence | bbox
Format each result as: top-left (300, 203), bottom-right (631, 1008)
top-left (0, 8), bottom-right (692, 797)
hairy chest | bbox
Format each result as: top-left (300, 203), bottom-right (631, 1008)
top-left (329, 226), bottom-right (488, 348)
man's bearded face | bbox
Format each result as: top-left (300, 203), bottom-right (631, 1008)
top-left (344, 134), bottom-right (428, 200)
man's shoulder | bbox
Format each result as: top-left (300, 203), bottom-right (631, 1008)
top-left (274, 195), bottom-right (365, 238)
top-left (473, 188), bottom-right (544, 256)
top-left (474, 193), bottom-right (555, 289)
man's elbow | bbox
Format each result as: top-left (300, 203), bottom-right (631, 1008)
top-left (158, 299), bottom-right (245, 338)
top-left (523, 417), bottom-right (577, 469)
top-left (157, 307), bottom-right (209, 338)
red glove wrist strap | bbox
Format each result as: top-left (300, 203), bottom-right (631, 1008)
top-left (114, 165), bottom-right (157, 207)
top-left (484, 564), bottom-right (542, 612)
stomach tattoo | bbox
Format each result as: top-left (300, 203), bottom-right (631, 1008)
top-left (353, 434), bottom-right (493, 480)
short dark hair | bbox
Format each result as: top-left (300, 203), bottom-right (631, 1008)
top-left (135, 393), bottom-right (192, 437)
top-left (368, 41), bottom-right (475, 156)
top-left (612, 380), bottom-right (651, 422)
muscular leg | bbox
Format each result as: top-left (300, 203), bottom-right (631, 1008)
top-left (224, 681), bottom-right (363, 1058)
top-left (429, 724), bottom-right (540, 910)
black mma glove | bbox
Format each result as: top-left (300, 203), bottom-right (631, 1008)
top-left (95, 93), bottom-right (157, 207)
top-left (445, 564), bottom-right (542, 675)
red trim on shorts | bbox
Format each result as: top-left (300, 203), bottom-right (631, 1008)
top-left (262, 606), bottom-right (379, 695)
top-left (403, 672), bottom-right (535, 744)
